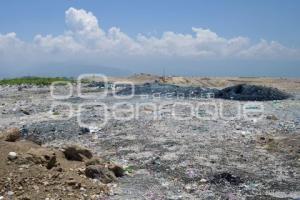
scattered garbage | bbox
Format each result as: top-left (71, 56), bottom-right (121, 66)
top-left (22, 119), bottom-right (84, 144)
top-left (278, 121), bottom-right (297, 133)
top-left (266, 114), bottom-right (278, 120)
top-left (118, 83), bottom-right (291, 101)
top-left (80, 127), bottom-right (90, 135)
top-left (0, 79), bottom-right (299, 199)
top-left (117, 82), bottom-right (218, 98)
top-left (86, 81), bottom-right (105, 88)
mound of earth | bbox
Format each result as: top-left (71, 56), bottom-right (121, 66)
top-left (215, 84), bottom-right (291, 101)
top-left (0, 129), bottom-right (125, 199)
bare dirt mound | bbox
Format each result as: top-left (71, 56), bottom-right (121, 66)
top-left (0, 129), bottom-right (125, 199)
top-left (215, 84), bottom-right (291, 101)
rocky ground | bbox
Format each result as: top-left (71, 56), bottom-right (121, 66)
top-left (0, 78), bottom-right (299, 199)
top-left (0, 128), bottom-right (125, 200)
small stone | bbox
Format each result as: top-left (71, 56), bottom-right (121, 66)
top-left (20, 109), bottom-right (30, 115)
top-left (33, 185), bottom-right (39, 190)
top-left (200, 178), bottom-right (207, 183)
top-left (7, 191), bottom-right (14, 196)
top-left (20, 164), bottom-right (29, 169)
top-left (184, 184), bottom-right (194, 193)
top-left (8, 152), bottom-right (17, 161)
top-left (91, 194), bottom-right (101, 199)
top-left (43, 181), bottom-right (49, 186)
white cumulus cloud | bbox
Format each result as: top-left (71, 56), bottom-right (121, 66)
top-left (0, 7), bottom-right (299, 72)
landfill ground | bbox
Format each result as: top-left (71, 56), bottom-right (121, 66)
top-left (0, 76), bottom-right (299, 200)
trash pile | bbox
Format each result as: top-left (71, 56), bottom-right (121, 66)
top-left (117, 82), bottom-right (218, 98)
top-left (215, 84), bottom-right (291, 101)
top-left (21, 119), bottom-right (87, 145)
top-left (117, 82), bottom-right (291, 101)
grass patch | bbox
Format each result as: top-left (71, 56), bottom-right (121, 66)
top-left (0, 77), bottom-right (74, 86)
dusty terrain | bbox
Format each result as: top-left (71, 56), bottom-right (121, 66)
top-left (0, 75), bottom-right (299, 199)
top-left (0, 139), bottom-right (111, 199)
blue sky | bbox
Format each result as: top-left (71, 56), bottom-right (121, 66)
top-left (0, 0), bottom-right (300, 77)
